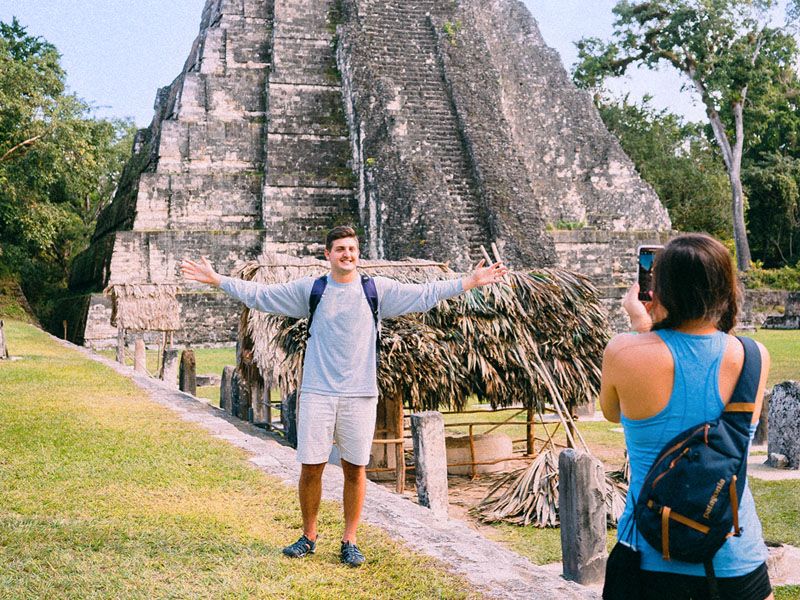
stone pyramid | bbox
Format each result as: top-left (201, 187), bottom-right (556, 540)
top-left (62, 0), bottom-right (670, 348)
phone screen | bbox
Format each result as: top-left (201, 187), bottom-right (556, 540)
top-left (637, 246), bottom-right (661, 302)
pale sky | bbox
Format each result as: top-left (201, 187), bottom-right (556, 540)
top-left (1, 0), bottom-right (709, 127)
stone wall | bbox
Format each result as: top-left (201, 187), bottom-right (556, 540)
top-left (551, 229), bottom-right (673, 331)
top-left (338, 0), bottom-right (493, 269)
top-left (261, 0), bottom-right (360, 257)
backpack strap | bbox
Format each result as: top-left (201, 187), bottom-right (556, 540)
top-left (360, 275), bottom-right (381, 360)
top-left (723, 337), bottom-right (762, 434)
top-left (307, 275), bottom-right (381, 358)
top-left (307, 275), bottom-right (328, 334)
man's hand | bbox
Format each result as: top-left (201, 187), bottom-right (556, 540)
top-left (180, 257), bottom-right (222, 287)
top-left (462, 259), bottom-right (509, 290)
top-left (623, 283), bottom-right (653, 333)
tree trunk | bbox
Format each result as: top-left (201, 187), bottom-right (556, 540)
top-left (730, 166), bottom-right (752, 271)
top-left (704, 103), bottom-right (752, 271)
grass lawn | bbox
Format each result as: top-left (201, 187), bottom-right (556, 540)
top-left (98, 346), bottom-right (237, 406)
top-left (0, 320), bottom-right (477, 599)
top-left (745, 329), bottom-right (800, 387)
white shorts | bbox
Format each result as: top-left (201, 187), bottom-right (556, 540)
top-left (296, 393), bottom-right (378, 466)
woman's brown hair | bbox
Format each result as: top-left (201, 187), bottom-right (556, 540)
top-left (651, 233), bottom-right (740, 333)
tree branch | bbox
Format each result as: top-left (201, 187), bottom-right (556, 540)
top-left (0, 134), bottom-right (43, 163)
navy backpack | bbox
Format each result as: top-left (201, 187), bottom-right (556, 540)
top-left (634, 335), bottom-right (762, 592)
top-left (308, 274), bottom-right (380, 356)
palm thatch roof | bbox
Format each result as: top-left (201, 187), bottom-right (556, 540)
top-left (237, 253), bottom-right (610, 413)
top-left (105, 284), bottom-right (182, 332)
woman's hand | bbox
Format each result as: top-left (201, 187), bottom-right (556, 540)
top-left (623, 284), bottom-right (653, 333)
top-left (180, 257), bottom-right (222, 287)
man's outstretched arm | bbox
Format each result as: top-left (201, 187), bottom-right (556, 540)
top-left (180, 257), bottom-right (311, 318)
top-left (379, 259), bottom-right (509, 319)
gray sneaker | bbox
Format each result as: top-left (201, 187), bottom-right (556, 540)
top-left (282, 534), bottom-right (316, 558)
top-left (340, 541), bottom-right (366, 567)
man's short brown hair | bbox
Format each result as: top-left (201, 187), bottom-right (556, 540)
top-left (325, 225), bottom-right (359, 250)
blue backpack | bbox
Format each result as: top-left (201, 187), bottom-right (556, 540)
top-left (634, 335), bottom-right (761, 589)
top-left (308, 274), bottom-right (380, 356)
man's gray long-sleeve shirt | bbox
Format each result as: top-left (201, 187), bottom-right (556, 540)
top-left (219, 273), bottom-right (464, 396)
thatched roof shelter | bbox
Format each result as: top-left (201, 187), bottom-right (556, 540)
top-left (236, 253), bottom-right (610, 414)
top-left (105, 284), bottom-right (182, 332)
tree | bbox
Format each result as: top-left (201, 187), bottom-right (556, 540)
top-left (598, 95), bottom-right (732, 237)
top-left (0, 19), bottom-right (136, 324)
top-left (574, 0), bottom-right (800, 271)
top-left (744, 153), bottom-right (800, 265)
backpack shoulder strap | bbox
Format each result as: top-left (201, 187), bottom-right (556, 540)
top-left (726, 336), bottom-right (762, 410)
top-left (721, 336), bottom-right (763, 438)
top-left (308, 275), bottom-right (328, 332)
top-left (360, 275), bottom-right (381, 361)
top-left (360, 275), bottom-right (379, 327)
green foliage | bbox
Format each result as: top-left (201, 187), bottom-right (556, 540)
top-left (443, 20), bottom-right (462, 44)
top-left (742, 262), bottom-right (800, 291)
top-left (597, 95), bottom-right (732, 238)
top-left (546, 220), bottom-right (586, 231)
top-left (744, 154), bottom-right (800, 266)
top-left (0, 19), bottom-right (136, 327)
top-left (573, 0), bottom-right (800, 270)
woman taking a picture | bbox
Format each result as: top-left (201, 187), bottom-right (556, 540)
top-left (600, 234), bottom-right (773, 600)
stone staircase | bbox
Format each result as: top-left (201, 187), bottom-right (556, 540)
top-left (359, 0), bottom-right (490, 262)
top-left (262, 0), bottom-right (359, 256)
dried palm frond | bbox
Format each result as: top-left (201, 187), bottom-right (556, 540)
top-left (472, 449), bottom-right (629, 528)
top-left (236, 254), bottom-right (611, 413)
top-left (608, 454), bottom-right (631, 485)
top-left (471, 448), bottom-right (560, 527)
top-left (105, 283), bottom-right (181, 331)
top-left (605, 474), bottom-right (628, 527)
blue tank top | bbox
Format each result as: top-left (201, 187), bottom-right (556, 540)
top-left (617, 329), bottom-right (768, 577)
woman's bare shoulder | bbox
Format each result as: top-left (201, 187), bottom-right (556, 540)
top-left (605, 332), bottom-right (668, 363)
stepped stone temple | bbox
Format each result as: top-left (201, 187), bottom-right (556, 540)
top-left (61, 0), bottom-right (671, 348)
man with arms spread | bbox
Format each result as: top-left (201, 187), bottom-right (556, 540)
top-left (180, 226), bottom-right (507, 567)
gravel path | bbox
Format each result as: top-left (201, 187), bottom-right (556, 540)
top-left (60, 338), bottom-right (596, 600)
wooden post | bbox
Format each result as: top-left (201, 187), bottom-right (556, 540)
top-left (134, 338), bottom-right (147, 373)
top-left (385, 391), bottom-right (406, 493)
top-left (62, 320), bottom-right (68, 340)
top-left (264, 385), bottom-right (273, 429)
top-left (526, 405), bottom-right (535, 456)
top-left (395, 394), bottom-right (406, 493)
top-left (158, 331), bottom-right (167, 375)
top-left (116, 327), bottom-right (125, 364)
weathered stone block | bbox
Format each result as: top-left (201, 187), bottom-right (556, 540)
top-left (179, 349), bottom-right (197, 396)
top-left (768, 381), bottom-right (800, 469)
top-left (558, 448), bottom-right (608, 584)
top-left (755, 388), bottom-right (769, 446)
top-left (281, 391), bottom-right (297, 447)
top-left (0, 320), bottom-right (8, 360)
top-left (220, 365), bottom-right (236, 412)
top-left (161, 348), bottom-right (180, 389)
top-left (411, 411), bottom-right (449, 517)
